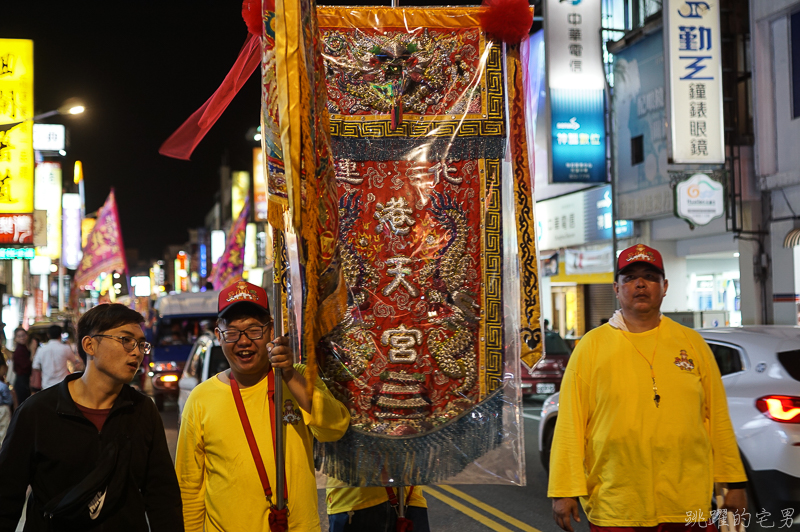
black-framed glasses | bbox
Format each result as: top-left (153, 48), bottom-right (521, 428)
top-left (216, 324), bottom-right (271, 343)
top-left (91, 334), bottom-right (152, 355)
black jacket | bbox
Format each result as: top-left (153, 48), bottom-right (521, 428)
top-left (0, 373), bottom-right (183, 532)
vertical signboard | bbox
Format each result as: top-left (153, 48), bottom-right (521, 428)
top-left (244, 222), bottom-right (257, 270)
top-left (231, 171), bottom-right (250, 221)
top-left (535, 193), bottom-right (586, 250)
top-left (253, 148), bottom-right (268, 222)
top-left (34, 161), bottom-right (62, 258)
top-left (175, 251), bottom-right (189, 293)
top-left (0, 39), bottom-right (35, 212)
top-left (81, 217), bottom-right (95, 249)
top-left (545, 0), bottom-right (606, 183)
top-left (612, 30), bottom-right (673, 220)
top-left (62, 193), bottom-right (82, 269)
top-left (583, 185), bottom-right (613, 243)
top-left (664, 0), bottom-right (724, 164)
top-left (211, 230), bottom-right (225, 265)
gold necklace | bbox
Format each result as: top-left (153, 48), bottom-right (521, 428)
top-left (622, 323), bottom-right (661, 408)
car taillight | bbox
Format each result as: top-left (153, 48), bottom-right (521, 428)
top-left (151, 362), bottom-right (179, 373)
top-left (756, 395), bottom-right (800, 423)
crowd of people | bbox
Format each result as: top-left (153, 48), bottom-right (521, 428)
top-left (0, 243), bottom-right (749, 531)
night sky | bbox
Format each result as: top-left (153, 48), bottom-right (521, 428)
top-left (3, 1), bottom-right (263, 261)
top-left (3, 0), bottom-right (514, 263)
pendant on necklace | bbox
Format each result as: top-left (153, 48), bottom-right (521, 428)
top-left (652, 375), bottom-right (660, 407)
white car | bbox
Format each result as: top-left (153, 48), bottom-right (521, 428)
top-left (538, 326), bottom-right (800, 519)
top-left (177, 333), bottom-right (229, 423)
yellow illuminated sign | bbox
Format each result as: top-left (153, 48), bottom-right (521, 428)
top-left (74, 160), bottom-right (83, 184)
top-left (232, 171), bottom-right (250, 221)
top-left (81, 217), bottom-right (96, 250)
top-left (0, 39), bottom-right (34, 213)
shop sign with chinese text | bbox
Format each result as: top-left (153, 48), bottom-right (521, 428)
top-left (253, 148), bottom-right (268, 222)
top-left (0, 213), bottom-right (33, 244)
top-left (664, 0), bottom-right (724, 164)
top-left (231, 171), bottom-right (250, 221)
top-left (0, 39), bottom-right (35, 213)
top-left (545, 0), bottom-right (606, 183)
top-left (32, 124), bottom-right (65, 152)
top-left (674, 172), bottom-right (724, 225)
top-left (62, 193), bottom-right (82, 269)
top-left (536, 192), bottom-right (586, 250)
top-left (0, 247), bottom-right (34, 260)
top-left (34, 162), bottom-right (61, 258)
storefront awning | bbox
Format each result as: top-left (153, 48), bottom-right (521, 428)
top-left (784, 228), bottom-right (800, 248)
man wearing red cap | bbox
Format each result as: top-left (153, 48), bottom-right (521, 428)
top-left (548, 244), bottom-right (748, 532)
top-left (175, 280), bottom-right (350, 531)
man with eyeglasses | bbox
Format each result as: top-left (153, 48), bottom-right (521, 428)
top-left (549, 244), bottom-right (747, 532)
top-left (0, 303), bottom-right (183, 531)
top-left (175, 279), bottom-right (350, 532)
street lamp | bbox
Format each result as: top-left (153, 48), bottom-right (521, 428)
top-left (0, 97), bottom-right (85, 132)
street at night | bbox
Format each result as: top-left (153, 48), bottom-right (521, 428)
top-left (1, 0), bottom-right (800, 530)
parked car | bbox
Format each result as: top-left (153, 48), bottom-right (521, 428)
top-left (521, 330), bottom-right (572, 397)
top-left (538, 326), bottom-right (800, 519)
top-left (145, 290), bottom-right (219, 410)
top-left (177, 333), bottom-right (229, 423)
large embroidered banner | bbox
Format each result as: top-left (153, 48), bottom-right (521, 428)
top-left (318, 7), bottom-right (505, 163)
top-left (314, 7), bottom-right (540, 488)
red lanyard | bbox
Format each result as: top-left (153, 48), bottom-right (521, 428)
top-left (230, 371), bottom-right (288, 507)
top-left (386, 487), bottom-right (415, 532)
top-left (385, 486), bottom-right (414, 507)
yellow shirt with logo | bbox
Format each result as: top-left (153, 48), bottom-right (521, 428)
top-left (176, 365), bottom-right (350, 532)
top-left (326, 479), bottom-right (427, 515)
top-left (547, 317), bottom-right (746, 526)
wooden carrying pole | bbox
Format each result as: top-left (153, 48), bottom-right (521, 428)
top-left (273, 278), bottom-right (286, 511)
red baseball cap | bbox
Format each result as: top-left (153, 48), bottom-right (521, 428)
top-left (218, 280), bottom-right (270, 318)
top-left (617, 243), bottom-right (665, 276)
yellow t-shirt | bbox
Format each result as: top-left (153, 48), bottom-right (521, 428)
top-left (176, 365), bottom-right (350, 532)
top-left (326, 478), bottom-right (427, 514)
top-left (547, 317), bottom-right (746, 526)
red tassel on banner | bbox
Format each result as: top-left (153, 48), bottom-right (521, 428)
top-left (242, 0), bottom-right (263, 36)
top-left (268, 507), bottom-right (289, 532)
top-left (396, 517), bottom-right (414, 532)
top-left (479, 0), bottom-right (533, 44)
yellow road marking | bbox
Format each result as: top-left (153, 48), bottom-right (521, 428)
top-left (436, 485), bottom-right (543, 532)
top-left (425, 486), bottom-right (516, 532)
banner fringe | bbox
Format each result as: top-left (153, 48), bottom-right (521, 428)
top-left (315, 390), bottom-right (504, 486)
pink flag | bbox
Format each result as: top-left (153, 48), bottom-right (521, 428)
top-left (209, 196), bottom-right (250, 290)
top-left (73, 190), bottom-right (128, 291)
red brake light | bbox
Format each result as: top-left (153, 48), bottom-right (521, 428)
top-left (756, 396), bottom-right (800, 423)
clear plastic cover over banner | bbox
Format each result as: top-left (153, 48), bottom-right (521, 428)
top-left (262, 5), bottom-right (543, 488)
